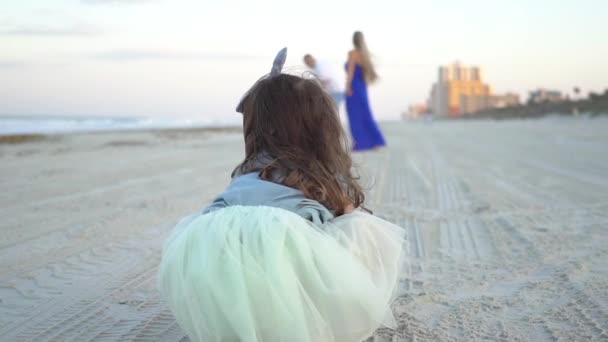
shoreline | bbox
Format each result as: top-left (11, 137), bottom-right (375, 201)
top-left (5, 112), bottom-right (608, 144)
top-left (0, 124), bottom-right (243, 144)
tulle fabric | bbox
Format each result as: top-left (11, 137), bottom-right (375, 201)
top-left (158, 206), bottom-right (407, 342)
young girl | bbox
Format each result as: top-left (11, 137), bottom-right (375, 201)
top-left (158, 48), bottom-right (407, 342)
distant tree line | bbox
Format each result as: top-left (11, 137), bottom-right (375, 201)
top-left (457, 89), bottom-right (608, 120)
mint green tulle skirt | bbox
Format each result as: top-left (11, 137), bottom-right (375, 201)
top-left (158, 206), bottom-right (407, 342)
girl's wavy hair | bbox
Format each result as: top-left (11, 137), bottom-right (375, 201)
top-left (234, 72), bottom-right (365, 215)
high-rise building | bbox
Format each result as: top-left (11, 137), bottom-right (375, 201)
top-left (429, 62), bottom-right (493, 116)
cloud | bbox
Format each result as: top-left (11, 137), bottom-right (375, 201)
top-left (82, 0), bottom-right (156, 4)
top-left (1, 16), bottom-right (13, 25)
top-left (31, 9), bottom-right (60, 15)
top-left (0, 24), bottom-right (101, 37)
top-left (0, 61), bottom-right (26, 69)
top-left (92, 50), bottom-right (267, 62)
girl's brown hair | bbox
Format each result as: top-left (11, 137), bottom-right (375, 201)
top-left (234, 73), bottom-right (364, 215)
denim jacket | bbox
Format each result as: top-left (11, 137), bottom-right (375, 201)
top-left (203, 172), bottom-right (334, 225)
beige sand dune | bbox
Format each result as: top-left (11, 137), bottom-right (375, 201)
top-left (1, 119), bottom-right (607, 341)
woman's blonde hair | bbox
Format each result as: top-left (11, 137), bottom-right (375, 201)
top-left (353, 31), bottom-right (378, 84)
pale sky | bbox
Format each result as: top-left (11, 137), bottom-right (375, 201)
top-left (1, 0), bottom-right (607, 120)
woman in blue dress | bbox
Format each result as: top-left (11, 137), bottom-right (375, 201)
top-left (345, 31), bottom-right (386, 151)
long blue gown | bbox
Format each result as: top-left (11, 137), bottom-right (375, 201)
top-left (345, 64), bottom-right (386, 151)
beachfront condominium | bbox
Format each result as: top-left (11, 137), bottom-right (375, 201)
top-left (428, 62), bottom-right (493, 116)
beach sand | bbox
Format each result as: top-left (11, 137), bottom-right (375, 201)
top-left (1, 119), bottom-right (607, 341)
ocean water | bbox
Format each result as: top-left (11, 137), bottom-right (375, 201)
top-left (0, 115), bottom-right (241, 135)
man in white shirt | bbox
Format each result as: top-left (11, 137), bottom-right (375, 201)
top-left (303, 54), bottom-right (345, 107)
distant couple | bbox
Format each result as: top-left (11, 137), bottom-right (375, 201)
top-left (304, 31), bottom-right (386, 151)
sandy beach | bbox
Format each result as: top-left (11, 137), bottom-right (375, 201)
top-left (1, 118), bottom-right (607, 341)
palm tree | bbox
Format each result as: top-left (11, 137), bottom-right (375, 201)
top-left (572, 86), bottom-right (581, 116)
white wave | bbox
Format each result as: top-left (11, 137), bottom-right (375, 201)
top-left (0, 115), bottom-right (241, 135)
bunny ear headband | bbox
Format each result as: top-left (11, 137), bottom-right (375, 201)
top-left (236, 47), bottom-right (287, 113)
top-left (270, 47), bottom-right (287, 76)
